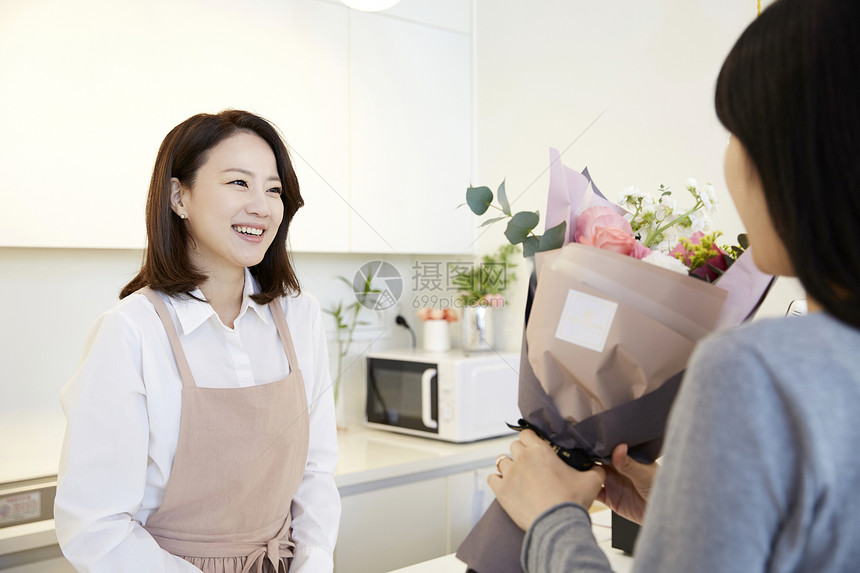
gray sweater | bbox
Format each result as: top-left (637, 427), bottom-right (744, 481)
top-left (523, 312), bottom-right (860, 572)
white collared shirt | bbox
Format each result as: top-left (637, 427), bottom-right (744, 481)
top-left (55, 269), bottom-right (340, 572)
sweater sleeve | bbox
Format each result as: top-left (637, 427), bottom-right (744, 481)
top-left (522, 328), bottom-right (801, 573)
top-left (631, 330), bottom-right (798, 573)
top-left (522, 503), bottom-right (614, 573)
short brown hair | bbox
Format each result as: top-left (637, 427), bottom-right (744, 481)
top-left (121, 110), bottom-right (303, 304)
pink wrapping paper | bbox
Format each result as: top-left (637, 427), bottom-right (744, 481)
top-left (528, 243), bottom-right (728, 422)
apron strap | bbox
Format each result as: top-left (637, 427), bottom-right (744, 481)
top-left (268, 299), bottom-right (300, 374)
top-left (138, 287), bottom-right (198, 390)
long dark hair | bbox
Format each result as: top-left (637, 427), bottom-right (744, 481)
top-left (715, 0), bottom-right (860, 328)
top-left (121, 110), bottom-right (303, 304)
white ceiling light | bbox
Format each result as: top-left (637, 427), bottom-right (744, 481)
top-left (340, 0), bottom-right (401, 12)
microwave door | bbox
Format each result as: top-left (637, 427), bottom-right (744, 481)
top-left (366, 358), bottom-right (439, 434)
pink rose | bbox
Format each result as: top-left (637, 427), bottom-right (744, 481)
top-left (574, 206), bottom-right (634, 244)
top-left (630, 240), bottom-right (652, 260)
top-left (575, 206), bottom-right (650, 259)
top-left (589, 225), bottom-right (638, 255)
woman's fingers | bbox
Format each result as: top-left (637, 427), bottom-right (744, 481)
top-left (611, 444), bottom-right (657, 492)
top-left (497, 454), bottom-right (514, 475)
top-left (611, 443), bottom-right (630, 466)
top-left (517, 428), bottom-right (542, 445)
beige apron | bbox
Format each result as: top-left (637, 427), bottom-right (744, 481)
top-left (139, 288), bottom-right (310, 573)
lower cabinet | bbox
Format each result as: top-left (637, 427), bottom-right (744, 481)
top-left (334, 466), bottom-right (496, 573)
top-left (447, 466), bottom-right (497, 551)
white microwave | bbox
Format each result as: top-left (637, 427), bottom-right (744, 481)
top-left (365, 349), bottom-right (521, 442)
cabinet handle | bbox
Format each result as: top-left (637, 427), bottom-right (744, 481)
top-left (421, 368), bottom-right (438, 429)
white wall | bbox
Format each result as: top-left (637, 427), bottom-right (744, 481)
top-left (472, 0), bottom-right (801, 335)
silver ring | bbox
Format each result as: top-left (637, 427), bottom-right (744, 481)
top-left (495, 454), bottom-right (508, 474)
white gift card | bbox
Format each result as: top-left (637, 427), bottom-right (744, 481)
top-left (555, 289), bottom-right (618, 352)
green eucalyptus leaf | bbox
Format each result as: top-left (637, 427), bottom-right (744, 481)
top-left (538, 220), bottom-right (567, 252)
top-left (504, 211), bottom-right (540, 244)
top-left (466, 186), bottom-right (494, 215)
top-left (479, 216), bottom-right (508, 228)
top-left (522, 236), bottom-right (540, 257)
top-left (511, 210), bottom-right (539, 230)
top-left (498, 180), bottom-right (511, 216)
top-left (738, 233), bottom-right (749, 250)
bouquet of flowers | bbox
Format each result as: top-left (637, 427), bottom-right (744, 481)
top-left (456, 148), bottom-right (773, 572)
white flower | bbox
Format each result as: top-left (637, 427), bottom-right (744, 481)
top-left (655, 196), bottom-right (676, 221)
top-left (685, 177), bottom-right (698, 192)
top-left (619, 186), bottom-right (643, 206)
top-left (699, 183), bottom-right (718, 213)
top-left (639, 194), bottom-right (655, 214)
top-left (688, 211), bottom-right (713, 234)
top-left (642, 252), bottom-right (689, 275)
top-left (652, 227), bottom-right (681, 254)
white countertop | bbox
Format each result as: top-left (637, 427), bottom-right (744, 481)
top-left (0, 411), bottom-right (66, 483)
top-left (1, 413), bottom-right (515, 486)
top-left (334, 426), bottom-right (515, 490)
top-left (388, 507), bottom-right (635, 573)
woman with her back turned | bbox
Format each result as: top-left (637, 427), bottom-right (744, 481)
top-left (54, 110), bottom-right (340, 572)
top-left (489, 0), bottom-right (860, 571)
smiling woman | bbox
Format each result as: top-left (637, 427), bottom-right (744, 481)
top-left (54, 110), bottom-right (341, 573)
top-left (120, 111), bottom-right (303, 310)
top-left (168, 131), bottom-right (287, 325)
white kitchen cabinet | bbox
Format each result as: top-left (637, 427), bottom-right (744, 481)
top-left (447, 466), bottom-right (497, 551)
top-left (383, 0), bottom-right (471, 34)
top-left (336, 477), bottom-right (449, 573)
top-left (0, 0), bottom-right (474, 254)
top-left (280, 0), bottom-right (352, 254)
top-left (348, 10), bottom-right (475, 255)
top-left (332, 429), bottom-right (512, 573)
top-left (334, 467), bottom-right (498, 573)
top-left (0, 0), bottom-right (353, 251)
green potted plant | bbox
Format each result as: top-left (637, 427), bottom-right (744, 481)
top-left (324, 275), bottom-right (380, 429)
top-left (450, 243), bottom-right (518, 351)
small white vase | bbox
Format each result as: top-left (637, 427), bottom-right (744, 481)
top-left (423, 319), bottom-right (451, 352)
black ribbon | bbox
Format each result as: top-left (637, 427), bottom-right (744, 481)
top-left (506, 418), bottom-right (595, 471)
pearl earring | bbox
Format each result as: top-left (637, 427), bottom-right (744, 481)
top-left (180, 213), bottom-right (187, 220)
